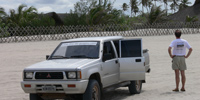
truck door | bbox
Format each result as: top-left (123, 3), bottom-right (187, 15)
top-left (101, 41), bottom-right (120, 87)
top-left (119, 39), bottom-right (145, 81)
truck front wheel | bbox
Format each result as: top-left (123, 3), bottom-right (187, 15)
top-left (83, 79), bottom-right (101, 100)
top-left (30, 94), bottom-right (43, 100)
top-left (128, 80), bottom-right (142, 94)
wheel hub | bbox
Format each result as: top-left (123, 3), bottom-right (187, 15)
top-left (92, 85), bottom-right (99, 100)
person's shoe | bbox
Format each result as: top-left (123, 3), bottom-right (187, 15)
top-left (181, 89), bottom-right (186, 92)
top-left (172, 89), bottom-right (179, 92)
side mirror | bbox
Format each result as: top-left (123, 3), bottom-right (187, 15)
top-left (46, 55), bottom-right (50, 60)
top-left (103, 53), bottom-right (112, 62)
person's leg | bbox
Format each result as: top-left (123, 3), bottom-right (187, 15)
top-left (174, 69), bottom-right (180, 90)
top-left (180, 70), bottom-right (186, 91)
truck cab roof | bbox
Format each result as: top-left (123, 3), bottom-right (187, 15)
top-left (62, 36), bottom-right (123, 42)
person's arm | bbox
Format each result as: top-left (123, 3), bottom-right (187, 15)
top-left (168, 47), bottom-right (174, 58)
top-left (185, 48), bottom-right (193, 58)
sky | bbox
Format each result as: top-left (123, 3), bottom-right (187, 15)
top-left (0, 0), bottom-right (196, 15)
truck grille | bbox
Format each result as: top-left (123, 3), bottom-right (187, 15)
top-left (35, 72), bottom-right (64, 79)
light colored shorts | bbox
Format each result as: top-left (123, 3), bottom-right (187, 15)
top-left (172, 56), bottom-right (187, 70)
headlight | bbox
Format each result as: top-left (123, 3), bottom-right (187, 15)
top-left (25, 72), bottom-right (33, 79)
top-left (67, 72), bottom-right (76, 79)
top-left (66, 71), bottom-right (81, 79)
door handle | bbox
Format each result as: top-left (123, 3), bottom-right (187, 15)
top-left (115, 60), bottom-right (118, 64)
top-left (136, 59), bottom-right (141, 62)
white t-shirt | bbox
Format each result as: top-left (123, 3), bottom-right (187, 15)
top-left (169, 39), bottom-right (191, 56)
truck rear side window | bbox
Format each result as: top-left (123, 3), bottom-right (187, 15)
top-left (121, 40), bottom-right (141, 57)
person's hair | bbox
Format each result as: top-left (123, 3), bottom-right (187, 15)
top-left (175, 30), bottom-right (181, 38)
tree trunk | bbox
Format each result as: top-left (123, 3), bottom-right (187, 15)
top-left (99, 0), bottom-right (102, 6)
top-left (194, 0), bottom-right (200, 5)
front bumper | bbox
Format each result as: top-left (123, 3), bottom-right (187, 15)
top-left (21, 80), bottom-right (88, 94)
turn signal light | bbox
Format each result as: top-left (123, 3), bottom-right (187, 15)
top-left (68, 84), bottom-right (76, 88)
top-left (24, 84), bottom-right (31, 88)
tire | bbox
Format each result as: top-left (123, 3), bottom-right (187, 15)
top-left (83, 79), bottom-right (101, 100)
top-left (128, 80), bottom-right (142, 94)
top-left (30, 94), bottom-right (43, 100)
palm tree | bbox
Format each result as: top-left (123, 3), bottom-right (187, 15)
top-left (99, 0), bottom-right (102, 6)
top-left (122, 3), bottom-right (129, 12)
top-left (146, 1), bottom-right (153, 12)
top-left (170, 0), bottom-right (180, 13)
top-left (140, 0), bottom-right (153, 14)
top-left (146, 6), bottom-right (167, 24)
top-left (86, 1), bottom-right (121, 25)
top-left (140, 0), bottom-right (146, 14)
top-left (153, 0), bottom-right (157, 6)
top-left (130, 0), bottom-right (139, 17)
top-left (86, 7), bottom-right (113, 25)
top-left (8, 4), bottom-right (38, 26)
top-left (163, 0), bottom-right (168, 15)
top-left (0, 7), bottom-right (6, 18)
top-left (179, 0), bottom-right (191, 10)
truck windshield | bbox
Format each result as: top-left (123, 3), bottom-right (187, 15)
top-left (50, 41), bottom-right (100, 59)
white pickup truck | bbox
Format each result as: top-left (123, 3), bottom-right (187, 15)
top-left (21, 36), bottom-right (150, 100)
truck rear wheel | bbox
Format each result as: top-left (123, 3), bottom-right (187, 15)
top-left (128, 80), bottom-right (142, 94)
top-left (30, 94), bottom-right (43, 100)
top-left (83, 79), bottom-right (101, 100)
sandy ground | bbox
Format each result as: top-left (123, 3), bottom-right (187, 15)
top-left (0, 34), bottom-right (200, 100)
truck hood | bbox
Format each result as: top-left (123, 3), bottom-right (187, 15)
top-left (25, 59), bottom-right (99, 71)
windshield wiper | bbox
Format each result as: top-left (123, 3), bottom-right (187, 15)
top-left (70, 55), bottom-right (98, 59)
top-left (51, 55), bottom-right (69, 59)
top-left (85, 57), bottom-right (98, 59)
top-left (70, 55), bottom-right (86, 58)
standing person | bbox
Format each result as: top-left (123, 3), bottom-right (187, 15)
top-left (168, 30), bottom-right (193, 92)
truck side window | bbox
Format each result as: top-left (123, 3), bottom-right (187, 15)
top-left (113, 40), bottom-right (119, 57)
top-left (103, 42), bottom-right (116, 61)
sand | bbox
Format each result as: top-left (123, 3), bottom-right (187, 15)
top-left (0, 34), bottom-right (200, 100)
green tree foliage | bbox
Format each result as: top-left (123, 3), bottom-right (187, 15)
top-left (6, 4), bottom-right (55, 27)
top-left (185, 16), bottom-right (199, 22)
top-left (0, 7), bottom-right (8, 28)
top-left (86, 4), bottom-right (122, 25)
top-left (64, 0), bottom-right (98, 26)
top-left (170, 0), bottom-right (180, 13)
top-left (146, 1), bottom-right (153, 12)
top-left (122, 3), bottom-right (129, 12)
top-left (0, 7), bottom-right (11, 37)
top-left (130, 0), bottom-right (139, 17)
top-left (31, 14), bottom-right (56, 26)
top-left (163, 0), bottom-right (168, 15)
top-left (64, 10), bottom-right (87, 26)
top-left (179, 0), bottom-right (191, 10)
top-left (0, 7), bottom-right (6, 18)
top-left (0, 0), bottom-right (199, 28)
top-left (140, 0), bottom-right (152, 14)
top-left (8, 4), bottom-right (38, 27)
top-left (0, 7), bottom-right (6, 27)
top-left (64, 0), bottom-right (124, 26)
top-left (0, 18), bottom-right (10, 37)
top-left (145, 6), bottom-right (167, 24)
